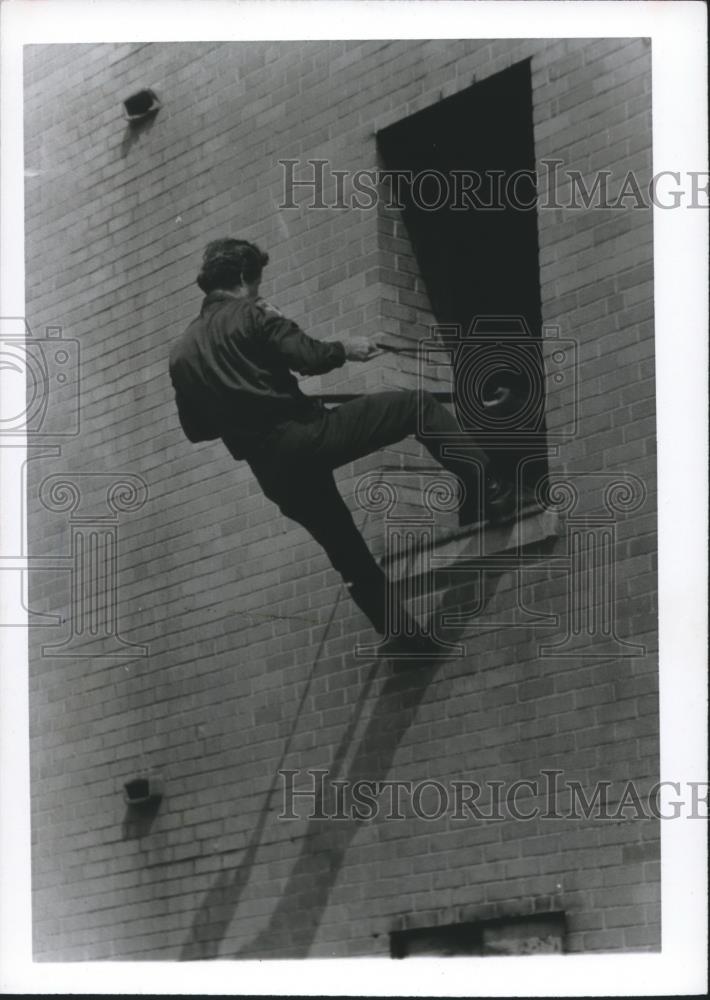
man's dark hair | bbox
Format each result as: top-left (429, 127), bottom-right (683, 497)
top-left (197, 238), bottom-right (269, 293)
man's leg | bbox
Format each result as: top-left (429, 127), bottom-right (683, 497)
top-left (313, 389), bottom-right (483, 466)
top-left (251, 464), bottom-right (394, 634)
top-left (306, 390), bottom-right (493, 522)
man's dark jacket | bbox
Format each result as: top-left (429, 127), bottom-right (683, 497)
top-left (169, 291), bottom-right (346, 458)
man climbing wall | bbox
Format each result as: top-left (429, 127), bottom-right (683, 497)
top-left (169, 237), bottom-right (513, 640)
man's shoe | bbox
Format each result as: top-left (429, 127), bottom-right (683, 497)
top-left (458, 475), bottom-right (516, 528)
top-left (485, 475), bottom-right (516, 524)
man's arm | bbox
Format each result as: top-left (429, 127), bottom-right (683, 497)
top-left (255, 300), bottom-right (376, 375)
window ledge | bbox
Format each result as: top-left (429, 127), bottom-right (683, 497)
top-left (381, 505), bottom-right (560, 584)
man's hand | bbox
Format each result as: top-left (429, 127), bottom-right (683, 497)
top-left (343, 336), bottom-right (378, 362)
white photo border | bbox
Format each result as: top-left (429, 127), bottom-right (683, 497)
top-left (1, 1), bottom-right (707, 995)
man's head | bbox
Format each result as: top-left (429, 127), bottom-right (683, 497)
top-left (196, 238), bottom-right (269, 297)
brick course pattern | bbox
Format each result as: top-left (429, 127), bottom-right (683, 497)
top-left (24, 38), bottom-right (658, 960)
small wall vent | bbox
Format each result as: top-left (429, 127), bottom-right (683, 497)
top-left (123, 89), bottom-right (161, 122)
top-left (123, 773), bottom-right (164, 806)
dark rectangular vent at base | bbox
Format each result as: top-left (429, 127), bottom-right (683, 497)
top-left (390, 911), bottom-right (566, 958)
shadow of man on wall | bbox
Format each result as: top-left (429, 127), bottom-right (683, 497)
top-left (180, 560), bottom-right (510, 960)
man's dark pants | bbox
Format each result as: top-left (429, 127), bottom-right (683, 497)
top-left (243, 390), bottom-right (487, 635)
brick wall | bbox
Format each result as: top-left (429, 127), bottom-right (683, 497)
top-left (24, 38), bottom-right (658, 959)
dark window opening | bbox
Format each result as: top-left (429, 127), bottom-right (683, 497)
top-left (377, 59), bottom-right (548, 495)
top-left (390, 912), bottom-right (566, 958)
